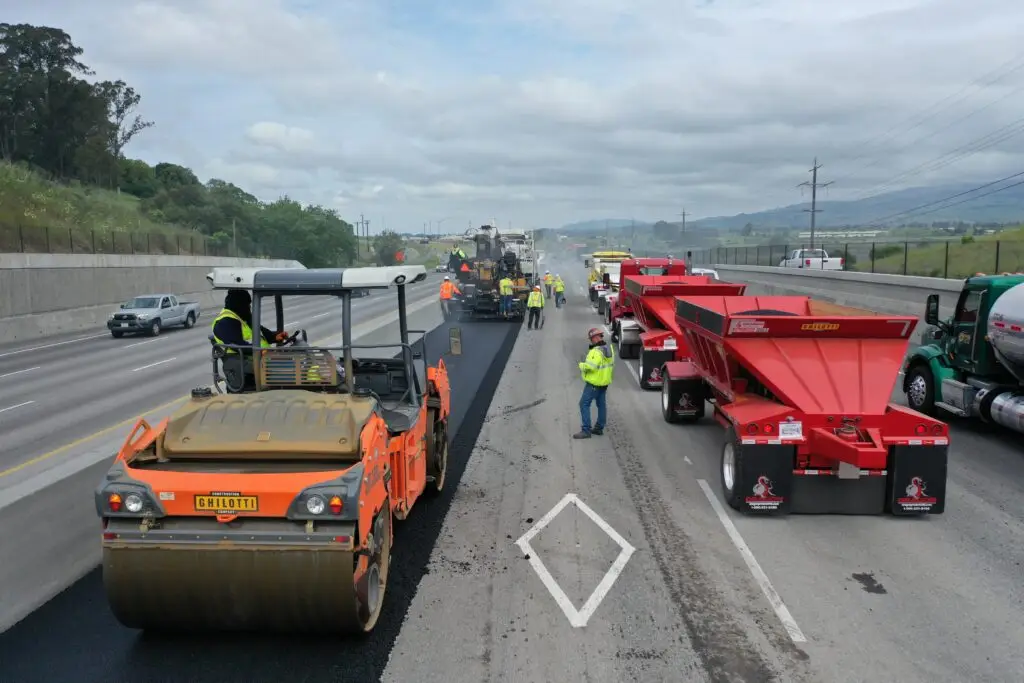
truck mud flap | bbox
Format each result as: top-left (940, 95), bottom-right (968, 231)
top-left (887, 444), bottom-right (947, 515)
top-left (662, 364), bottom-right (705, 422)
top-left (790, 473), bottom-right (886, 515)
top-left (638, 349), bottom-right (674, 390)
top-left (733, 443), bottom-right (793, 515)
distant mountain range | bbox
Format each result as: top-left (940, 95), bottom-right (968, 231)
top-left (559, 181), bottom-right (1024, 233)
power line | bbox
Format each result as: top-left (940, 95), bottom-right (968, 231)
top-left (862, 168), bottom-right (1024, 226)
top-left (829, 53), bottom-right (1024, 185)
top-left (797, 158), bottom-right (833, 248)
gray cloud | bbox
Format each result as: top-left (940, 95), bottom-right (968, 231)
top-left (4, 0), bottom-right (1024, 228)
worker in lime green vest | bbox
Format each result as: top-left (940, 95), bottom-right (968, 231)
top-left (526, 285), bottom-right (544, 330)
top-left (574, 327), bottom-right (614, 438)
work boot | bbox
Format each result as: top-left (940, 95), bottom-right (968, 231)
top-left (591, 427), bottom-right (604, 435)
top-left (573, 430), bottom-right (591, 439)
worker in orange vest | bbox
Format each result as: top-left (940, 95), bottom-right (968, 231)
top-left (439, 275), bottom-right (461, 321)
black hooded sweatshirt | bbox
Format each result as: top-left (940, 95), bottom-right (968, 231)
top-left (212, 290), bottom-right (277, 348)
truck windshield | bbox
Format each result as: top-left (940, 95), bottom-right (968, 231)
top-left (128, 297), bottom-right (161, 308)
top-left (802, 250), bottom-right (827, 258)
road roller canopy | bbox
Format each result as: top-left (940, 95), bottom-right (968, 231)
top-left (206, 265), bottom-right (427, 292)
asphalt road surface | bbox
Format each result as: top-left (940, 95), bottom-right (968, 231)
top-left (0, 315), bottom-right (521, 683)
top-left (3, 263), bottom-right (1022, 683)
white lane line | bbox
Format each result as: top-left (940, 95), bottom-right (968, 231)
top-left (0, 334), bottom-right (109, 359)
top-left (696, 479), bottom-right (807, 644)
top-left (516, 493), bottom-right (635, 628)
top-left (131, 357), bottom-right (177, 372)
top-left (124, 338), bottom-right (167, 348)
top-left (0, 400), bottom-right (35, 414)
top-left (0, 366), bottom-right (40, 380)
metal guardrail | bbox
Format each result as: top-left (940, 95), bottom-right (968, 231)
top-left (0, 223), bottom-right (292, 259)
top-left (684, 239), bottom-right (1024, 279)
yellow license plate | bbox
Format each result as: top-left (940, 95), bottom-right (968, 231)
top-left (194, 494), bottom-right (258, 513)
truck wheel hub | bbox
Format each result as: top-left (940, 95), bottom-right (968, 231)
top-left (908, 375), bottom-right (927, 406)
top-left (722, 443), bottom-right (736, 491)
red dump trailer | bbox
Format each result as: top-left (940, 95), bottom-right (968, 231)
top-left (605, 257), bottom-right (689, 330)
top-left (617, 275), bottom-right (747, 390)
top-left (666, 295), bottom-right (949, 516)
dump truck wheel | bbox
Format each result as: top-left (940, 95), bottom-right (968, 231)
top-left (661, 378), bottom-right (680, 424)
top-left (425, 411), bottom-right (449, 496)
top-left (720, 426), bottom-right (745, 511)
top-left (905, 364), bottom-right (936, 416)
top-left (356, 509), bottom-right (392, 633)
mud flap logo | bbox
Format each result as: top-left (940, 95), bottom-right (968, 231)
top-left (674, 392), bottom-right (697, 415)
top-left (647, 367), bottom-right (662, 385)
top-left (896, 476), bottom-right (937, 512)
top-left (745, 475), bottom-right (784, 511)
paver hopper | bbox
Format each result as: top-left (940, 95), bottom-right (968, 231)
top-left (95, 265), bottom-right (460, 633)
top-left (617, 275), bottom-right (746, 389)
top-left (666, 295), bottom-right (949, 516)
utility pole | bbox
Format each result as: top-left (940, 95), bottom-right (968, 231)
top-left (679, 209), bottom-right (686, 240)
top-left (797, 158), bottom-right (833, 249)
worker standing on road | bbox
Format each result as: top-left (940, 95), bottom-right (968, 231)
top-left (554, 275), bottom-right (566, 308)
top-left (526, 285), bottom-right (544, 330)
top-left (543, 270), bottom-right (554, 299)
top-left (439, 275), bottom-right (461, 320)
top-left (211, 289), bottom-right (286, 353)
top-left (574, 327), bottom-right (614, 439)
top-left (498, 275), bottom-right (514, 318)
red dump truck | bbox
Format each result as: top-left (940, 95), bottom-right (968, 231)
top-left (605, 257), bottom-right (689, 331)
top-left (617, 275), bottom-right (747, 389)
top-left (663, 295), bottom-right (949, 516)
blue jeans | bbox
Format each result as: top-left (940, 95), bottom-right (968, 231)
top-left (555, 292), bottom-right (563, 308)
top-left (579, 383), bottom-right (607, 433)
top-left (500, 294), bottom-right (513, 314)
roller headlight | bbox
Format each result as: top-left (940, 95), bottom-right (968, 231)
top-left (124, 493), bottom-right (144, 513)
top-left (306, 495), bottom-right (326, 515)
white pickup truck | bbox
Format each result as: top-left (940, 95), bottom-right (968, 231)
top-left (778, 248), bottom-right (844, 270)
top-left (107, 293), bottom-right (201, 337)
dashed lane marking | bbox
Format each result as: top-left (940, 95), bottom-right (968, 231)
top-left (516, 492), bottom-right (636, 628)
top-left (0, 400), bottom-right (35, 415)
top-left (0, 367), bottom-right (40, 380)
top-left (131, 357), bottom-right (177, 372)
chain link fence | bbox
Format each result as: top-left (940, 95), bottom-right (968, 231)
top-left (685, 239), bottom-right (1024, 279)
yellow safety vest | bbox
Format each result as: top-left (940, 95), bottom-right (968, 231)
top-left (527, 291), bottom-right (544, 308)
top-left (211, 309), bottom-right (270, 353)
top-left (543, 274), bottom-right (553, 284)
top-left (499, 278), bottom-right (514, 295)
top-left (554, 279), bottom-right (565, 292)
top-left (579, 345), bottom-right (614, 386)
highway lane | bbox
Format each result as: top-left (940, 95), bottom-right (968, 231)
top-left (386, 260), bottom-right (1024, 683)
top-left (567, 265), bottom-right (1024, 682)
top-left (0, 279), bottom-right (437, 476)
top-left (0, 316), bottom-right (520, 683)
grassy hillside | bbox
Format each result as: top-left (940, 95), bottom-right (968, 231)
top-left (0, 162), bottom-right (204, 254)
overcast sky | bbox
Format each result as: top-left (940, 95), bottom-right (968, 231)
top-left (6, 0), bottom-right (1024, 231)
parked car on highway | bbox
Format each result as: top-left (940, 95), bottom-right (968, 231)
top-left (107, 294), bottom-right (201, 338)
top-left (778, 248), bottom-right (844, 270)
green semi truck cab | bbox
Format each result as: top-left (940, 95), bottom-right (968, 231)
top-left (903, 273), bottom-right (1024, 433)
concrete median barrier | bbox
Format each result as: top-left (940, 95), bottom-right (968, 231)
top-left (0, 253), bottom-right (304, 344)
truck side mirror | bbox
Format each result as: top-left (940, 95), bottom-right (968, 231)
top-left (583, 259), bottom-right (591, 268)
top-left (924, 294), bottom-right (940, 326)
top-left (448, 327), bottom-right (462, 356)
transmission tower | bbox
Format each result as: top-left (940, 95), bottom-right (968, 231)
top-left (797, 158), bottom-right (833, 249)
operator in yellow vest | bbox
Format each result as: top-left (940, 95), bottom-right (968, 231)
top-left (526, 285), bottom-right (544, 330)
top-left (211, 289), bottom-right (285, 352)
top-left (553, 275), bottom-right (565, 308)
top-left (543, 270), bottom-right (554, 299)
top-left (498, 275), bottom-right (515, 318)
top-left (574, 327), bottom-right (614, 439)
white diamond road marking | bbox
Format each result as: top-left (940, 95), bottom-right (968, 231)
top-left (515, 492), bottom-right (636, 628)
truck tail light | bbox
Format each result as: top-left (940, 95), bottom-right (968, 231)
top-left (805, 259), bottom-right (811, 266)
top-left (839, 258), bottom-right (845, 266)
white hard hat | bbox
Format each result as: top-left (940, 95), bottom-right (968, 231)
top-left (443, 275), bottom-right (450, 280)
top-left (555, 273), bottom-right (559, 277)
top-left (545, 270), bottom-right (550, 273)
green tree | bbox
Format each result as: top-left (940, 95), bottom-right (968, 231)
top-left (373, 230), bottom-right (405, 265)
